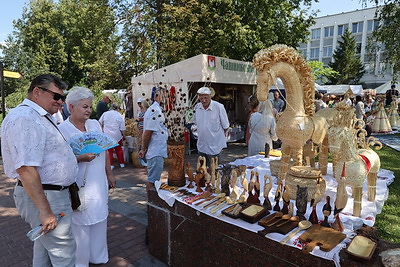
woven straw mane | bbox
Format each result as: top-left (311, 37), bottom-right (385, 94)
top-left (253, 44), bottom-right (315, 116)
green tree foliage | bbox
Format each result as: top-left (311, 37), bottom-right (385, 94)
top-left (328, 29), bottom-right (365, 84)
top-left (119, 0), bottom-right (317, 70)
top-left (307, 60), bottom-right (339, 84)
top-left (370, 0), bottom-right (400, 80)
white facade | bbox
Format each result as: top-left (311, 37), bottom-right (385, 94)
top-left (298, 7), bottom-right (392, 88)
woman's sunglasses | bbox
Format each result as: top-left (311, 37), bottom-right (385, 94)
top-left (38, 87), bottom-right (66, 102)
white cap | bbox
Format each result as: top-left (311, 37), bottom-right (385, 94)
top-left (197, 87), bottom-right (211, 95)
top-left (137, 97), bottom-right (142, 103)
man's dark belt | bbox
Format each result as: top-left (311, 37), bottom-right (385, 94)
top-left (17, 180), bottom-right (69, 191)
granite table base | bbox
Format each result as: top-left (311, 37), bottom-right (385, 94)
top-left (148, 188), bottom-right (338, 267)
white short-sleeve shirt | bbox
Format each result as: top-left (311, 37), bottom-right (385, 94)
top-left (1, 99), bottom-right (78, 185)
top-left (99, 110), bottom-right (126, 142)
top-left (143, 102), bottom-right (168, 159)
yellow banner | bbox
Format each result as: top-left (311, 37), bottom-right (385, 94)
top-left (3, 70), bottom-right (22, 79)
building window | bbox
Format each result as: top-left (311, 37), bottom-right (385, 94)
top-left (299, 49), bottom-right (307, 58)
top-left (311, 28), bottom-right (321, 39)
top-left (367, 20), bottom-right (379, 31)
top-left (324, 26), bottom-right (334, 37)
top-left (352, 22), bottom-right (364, 33)
top-left (323, 46), bottom-right (333, 57)
top-left (356, 43), bottom-right (362, 54)
top-left (310, 48), bottom-right (319, 59)
top-left (338, 24), bottom-right (348, 35)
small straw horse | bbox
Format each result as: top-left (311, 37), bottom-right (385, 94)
top-left (327, 102), bottom-right (381, 217)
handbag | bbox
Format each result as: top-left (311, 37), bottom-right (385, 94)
top-left (77, 164), bottom-right (89, 211)
top-left (69, 182), bottom-right (81, 210)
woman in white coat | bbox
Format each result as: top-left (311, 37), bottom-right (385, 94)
top-left (248, 101), bottom-right (278, 156)
top-left (59, 87), bottom-right (116, 266)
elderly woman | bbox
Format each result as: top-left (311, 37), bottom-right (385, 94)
top-left (248, 101), bottom-right (278, 156)
top-left (58, 87), bottom-right (115, 266)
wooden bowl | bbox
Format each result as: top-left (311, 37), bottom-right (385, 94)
top-left (346, 235), bottom-right (377, 261)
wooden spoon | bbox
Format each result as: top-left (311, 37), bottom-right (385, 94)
top-left (280, 220), bottom-right (312, 245)
top-left (266, 214), bottom-right (291, 227)
top-left (276, 216), bottom-right (299, 228)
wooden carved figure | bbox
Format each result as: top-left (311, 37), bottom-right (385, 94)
top-left (273, 182), bottom-right (282, 211)
top-left (197, 156), bottom-right (207, 187)
top-left (220, 165), bottom-right (231, 196)
top-left (186, 162), bottom-right (195, 188)
top-left (247, 171), bottom-right (260, 204)
top-left (308, 199), bottom-right (319, 225)
top-left (195, 169), bottom-right (204, 193)
top-left (254, 171), bottom-right (261, 196)
top-left (332, 163), bottom-right (348, 232)
top-left (238, 172), bottom-right (248, 203)
top-left (295, 185), bottom-right (308, 221)
top-left (229, 169), bottom-right (239, 203)
top-left (288, 202), bottom-right (294, 217)
top-left (215, 171), bottom-right (222, 194)
top-left (209, 157), bottom-right (217, 191)
top-left (321, 195), bottom-right (332, 227)
top-left (263, 175), bottom-right (273, 210)
top-left (281, 185), bottom-right (290, 214)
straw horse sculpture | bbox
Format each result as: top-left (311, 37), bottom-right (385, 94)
top-left (328, 102), bottom-right (381, 217)
top-left (253, 44), bottom-right (328, 181)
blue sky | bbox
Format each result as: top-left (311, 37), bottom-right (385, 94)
top-left (0, 0), bottom-right (372, 45)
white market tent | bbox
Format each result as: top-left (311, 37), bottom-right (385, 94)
top-left (375, 81), bottom-right (400, 94)
top-left (319, 84), bottom-right (364, 96)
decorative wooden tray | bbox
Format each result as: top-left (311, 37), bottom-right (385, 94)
top-left (239, 204), bottom-right (269, 224)
top-left (299, 224), bottom-right (346, 253)
top-left (346, 235), bottom-right (377, 261)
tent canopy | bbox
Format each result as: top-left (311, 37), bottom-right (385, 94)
top-left (320, 84), bottom-right (363, 95)
top-left (375, 81), bottom-right (400, 94)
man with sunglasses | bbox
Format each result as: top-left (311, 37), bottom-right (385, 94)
top-left (1, 74), bottom-right (78, 266)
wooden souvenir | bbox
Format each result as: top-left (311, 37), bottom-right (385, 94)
top-left (299, 224), bottom-right (346, 253)
top-left (222, 203), bottom-right (244, 219)
top-left (281, 185), bottom-right (290, 214)
top-left (239, 204), bottom-right (268, 223)
top-left (215, 171), bottom-right (221, 194)
top-left (346, 235), bottom-right (377, 261)
top-left (295, 185), bottom-right (307, 221)
top-left (194, 169), bottom-right (204, 193)
top-left (273, 182), bottom-right (282, 211)
top-left (229, 169), bottom-right (239, 203)
top-left (238, 172), bottom-right (248, 203)
top-left (332, 163), bottom-right (348, 232)
top-left (247, 171), bottom-right (260, 204)
top-left (220, 165), bottom-right (232, 196)
top-left (258, 213), bottom-right (299, 236)
top-left (263, 175), bottom-right (273, 210)
top-left (197, 156), bottom-right (207, 187)
top-left (321, 195), bottom-right (332, 227)
top-left (186, 162), bottom-right (195, 188)
top-left (308, 199), bottom-right (319, 225)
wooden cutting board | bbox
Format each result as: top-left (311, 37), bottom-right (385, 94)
top-left (299, 224), bottom-right (346, 253)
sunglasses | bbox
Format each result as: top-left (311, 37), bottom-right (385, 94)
top-left (38, 87), bottom-right (66, 102)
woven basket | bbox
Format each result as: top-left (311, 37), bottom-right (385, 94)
top-left (269, 160), bottom-right (293, 177)
top-left (286, 166), bottom-right (326, 201)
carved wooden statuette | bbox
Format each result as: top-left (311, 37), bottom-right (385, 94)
top-left (238, 172), bottom-right (248, 203)
top-left (215, 171), bottom-right (222, 194)
top-left (273, 182), bottom-right (283, 211)
top-left (195, 169), bottom-right (205, 193)
top-left (308, 199), bottom-right (319, 225)
top-left (332, 163), bottom-right (348, 232)
top-left (295, 185), bottom-right (308, 221)
top-left (288, 202), bottom-right (294, 217)
top-left (209, 157), bottom-right (218, 192)
top-left (254, 171), bottom-right (261, 196)
top-left (321, 195), bottom-right (332, 228)
top-left (263, 175), bottom-right (273, 210)
top-left (228, 169), bottom-right (239, 204)
top-left (247, 171), bottom-right (260, 204)
top-left (186, 162), bottom-right (195, 188)
top-left (220, 165), bottom-right (231, 196)
top-left (281, 185), bottom-right (290, 214)
top-left (197, 156), bottom-right (207, 187)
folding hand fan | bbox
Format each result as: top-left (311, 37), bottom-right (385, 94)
top-left (69, 132), bottom-right (117, 155)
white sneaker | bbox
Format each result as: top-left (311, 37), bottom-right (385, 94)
top-left (111, 166), bottom-right (115, 170)
top-left (120, 164), bottom-right (125, 168)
